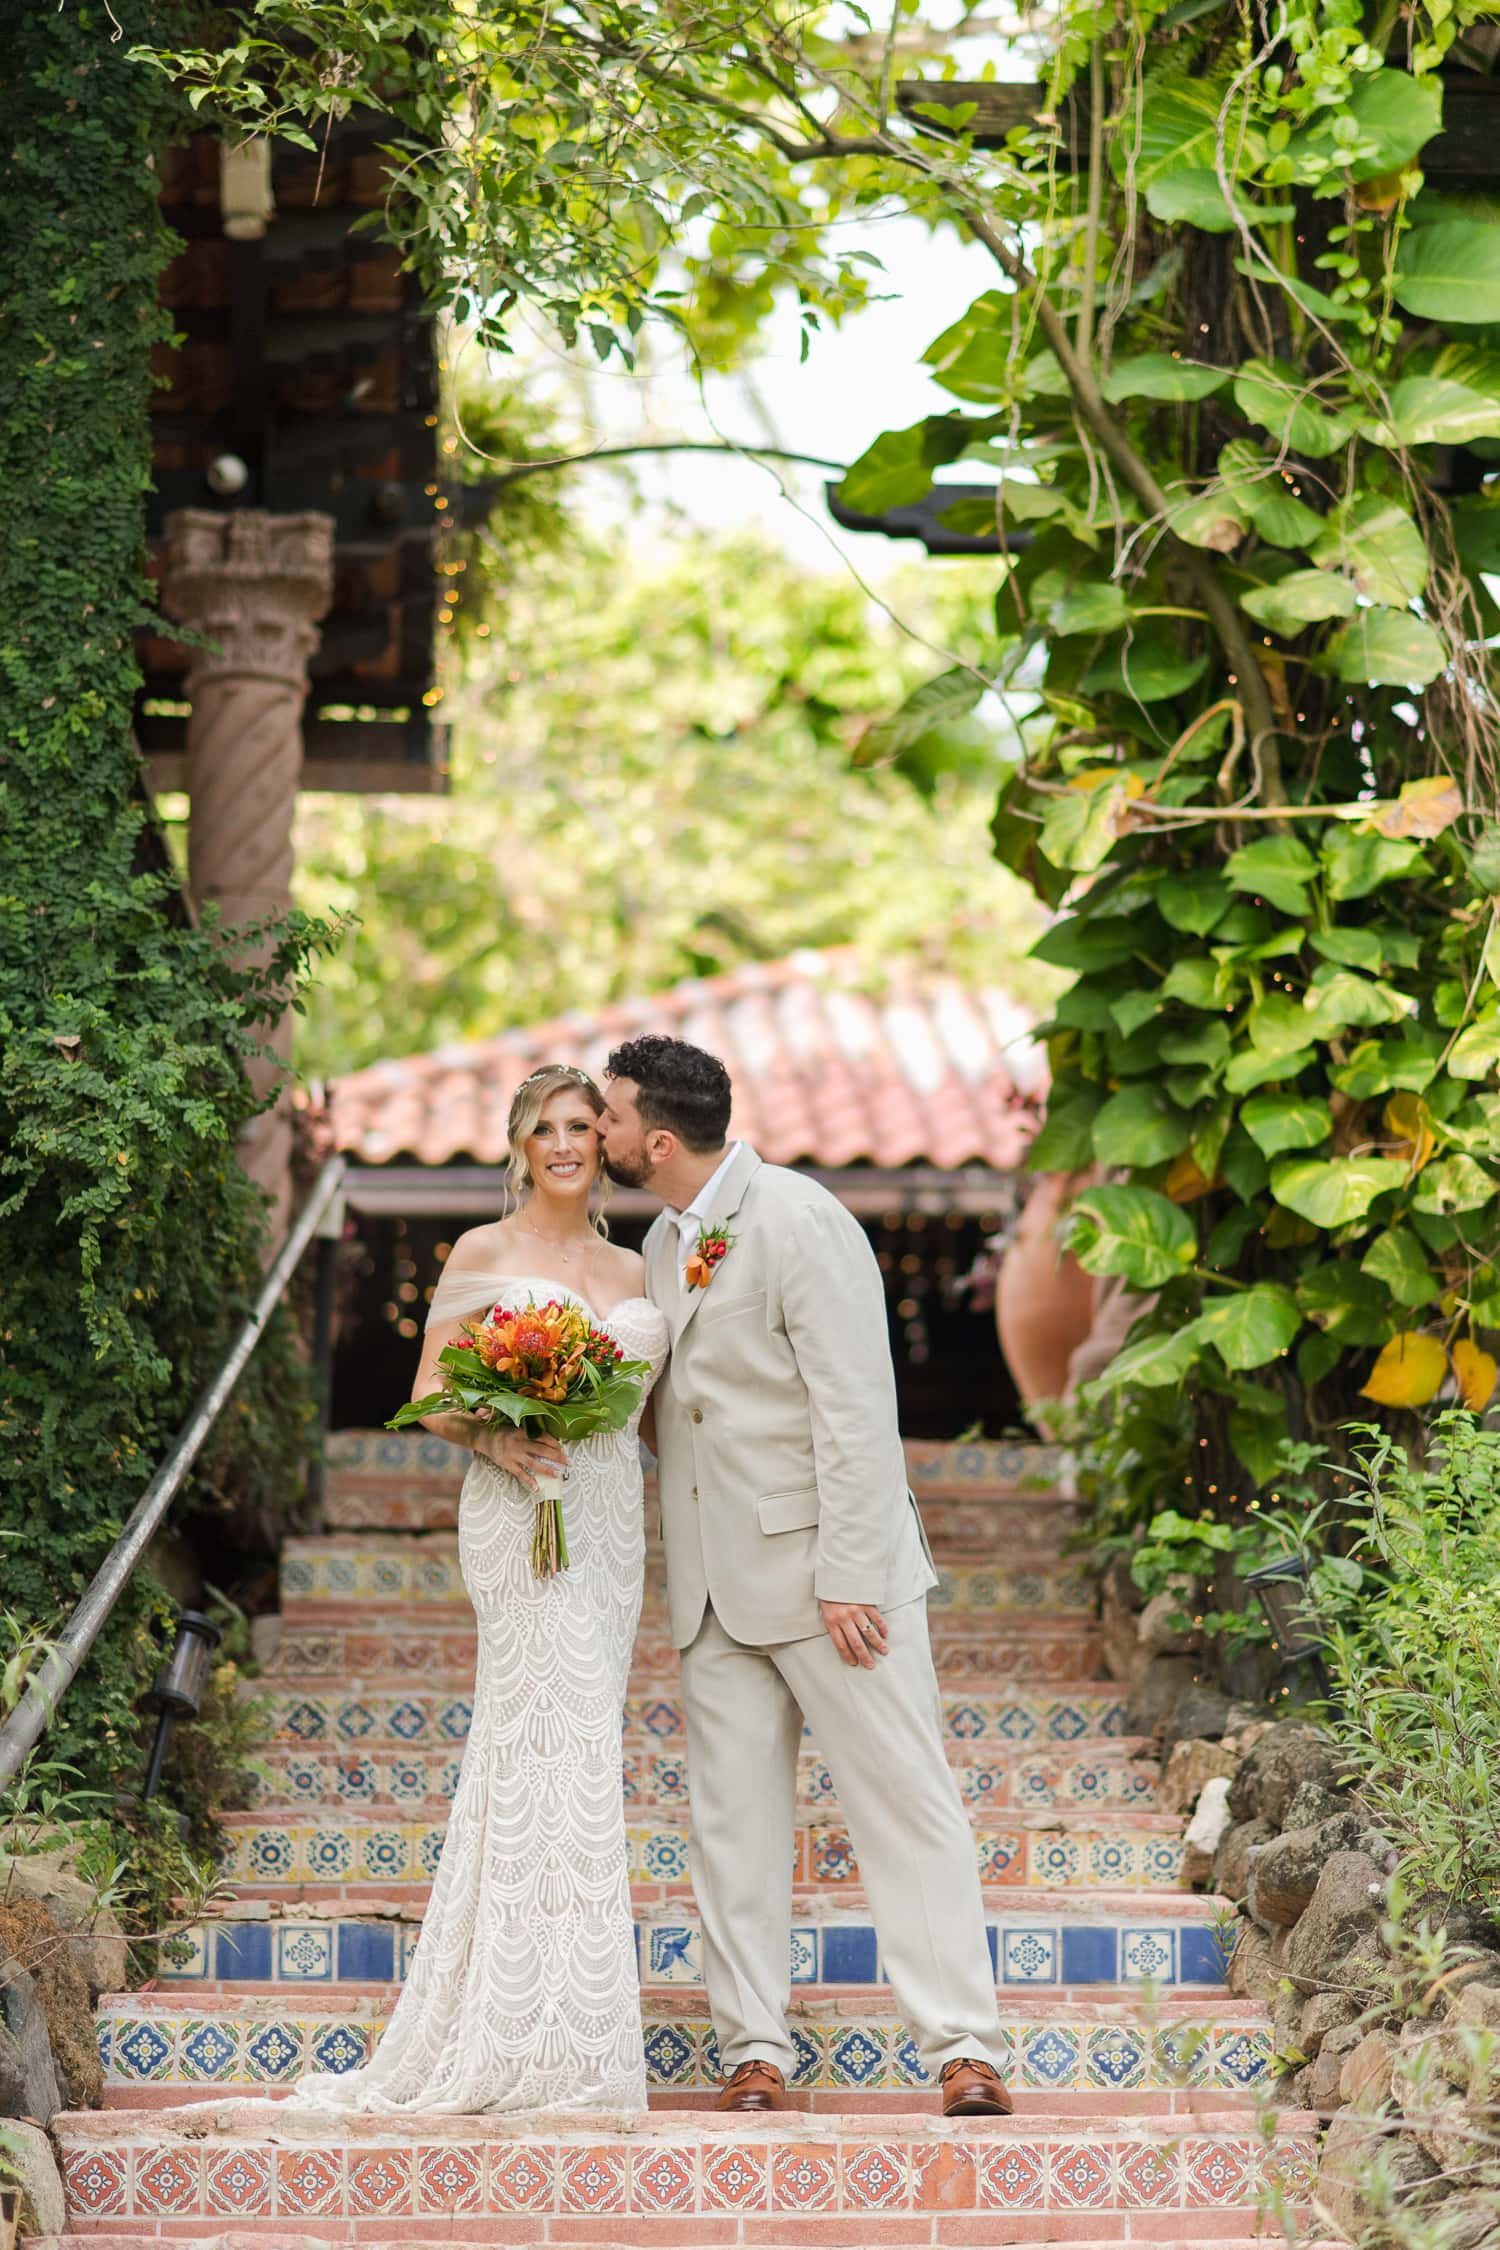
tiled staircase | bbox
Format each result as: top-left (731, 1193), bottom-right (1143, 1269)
top-left (42, 1434), bottom-right (1313, 2246)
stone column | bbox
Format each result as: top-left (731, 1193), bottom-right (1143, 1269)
top-left (161, 508), bottom-right (335, 1240)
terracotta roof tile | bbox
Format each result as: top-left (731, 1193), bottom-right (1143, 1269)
top-left (329, 949), bottom-right (1044, 1171)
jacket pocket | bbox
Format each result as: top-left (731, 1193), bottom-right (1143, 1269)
top-left (699, 1286), bottom-right (768, 1327)
top-left (757, 1488), bottom-right (820, 1535)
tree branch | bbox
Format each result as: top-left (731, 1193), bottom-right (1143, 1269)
top-left (476, 439), bottom-right (847, 490)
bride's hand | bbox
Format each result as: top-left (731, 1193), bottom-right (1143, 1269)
top-left (473, 1426), bottom-right (567, 1492)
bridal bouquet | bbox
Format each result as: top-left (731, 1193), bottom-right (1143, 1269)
top-left (389, 1300), bottom-right (651, 1576)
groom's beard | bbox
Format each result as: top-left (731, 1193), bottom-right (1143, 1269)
top-left (601, 1148), bottom-right (655, 1190)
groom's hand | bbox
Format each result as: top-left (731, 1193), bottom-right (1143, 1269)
top-left (819, 1601), bottom-right (889, 1669)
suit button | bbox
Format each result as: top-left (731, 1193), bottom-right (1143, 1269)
top-left (691, 1488), bottom-right (699, 1503)
top-left (690, 1408), bottom-right (704, 1424)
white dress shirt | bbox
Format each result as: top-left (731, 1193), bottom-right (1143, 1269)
top-left (674, 1142), bottom-right (743, 1272)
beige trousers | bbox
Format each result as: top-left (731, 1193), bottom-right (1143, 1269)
top-left (679, 1598), bottom-right (1006, 2080)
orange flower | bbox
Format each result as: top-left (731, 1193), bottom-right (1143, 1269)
top-left (685, 1252), bottom-right (714, 1289)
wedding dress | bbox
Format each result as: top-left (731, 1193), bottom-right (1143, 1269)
top-left (286, 1270), bottom-right (670, 2115)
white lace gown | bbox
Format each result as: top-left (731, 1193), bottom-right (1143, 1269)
top-left (286, 1275), bottom-right (670, 2115)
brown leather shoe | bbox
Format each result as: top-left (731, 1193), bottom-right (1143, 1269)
top-left (715, 2060), bottom-right (792, 2112)
top-left (940, 2057), bottom-right (1014, 2116)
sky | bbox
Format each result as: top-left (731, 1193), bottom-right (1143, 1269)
top-left (501, 214), bottom-right (1001, 580)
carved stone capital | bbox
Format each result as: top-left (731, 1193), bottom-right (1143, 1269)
top-left (161, 508), bottom-right (334, 688)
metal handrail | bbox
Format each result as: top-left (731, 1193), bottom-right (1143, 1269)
top-left (0, 1154), bottom-right (348, 1795)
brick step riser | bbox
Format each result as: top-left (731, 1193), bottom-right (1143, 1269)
top-left (323, 1494), bottom-right (1087, 1551)
top-left (100, 1999), bottom-right (1270, 2105)
top-left (155, 1913), bottom-right (1231, 1991)
top-left (243, 1741), bottom-right (1159, 1817)
top-left (34, 2236), bottom-right (1286, 2249)
top-left (264, 1633), bottom-right (1109, 1690)
top-left (253, 1688), bottom-right (1130, 1754)
top-left (52, 2115), bottom-right (1317, 2234)
top-left (218, 1814), bottom-right (1186, 1898)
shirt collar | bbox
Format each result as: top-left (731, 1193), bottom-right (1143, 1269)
top-left (675, 1142), bottom-right (742, 1239)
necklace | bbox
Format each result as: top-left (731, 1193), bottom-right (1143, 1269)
top-left (521, 1217), bottom-right (593, 1271)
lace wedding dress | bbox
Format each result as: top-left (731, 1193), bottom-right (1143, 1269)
top-left (287, 1272), bottom-right (670, 2115)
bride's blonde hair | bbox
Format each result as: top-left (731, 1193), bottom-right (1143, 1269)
top-left (506, 1064), bottom-right (611, 1233)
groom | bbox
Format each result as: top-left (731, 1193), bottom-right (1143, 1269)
top-left (599, 1034), bottom-right (1010, 2117)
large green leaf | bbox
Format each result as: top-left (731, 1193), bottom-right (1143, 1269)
top-left (1146, 171), bottom-right (1291, 232)
top-left (1297, 1263), bottom-right (1391, 1343)
top-left (1031, 915), bottom-right (1140, 971)
top-left (854, 667), bottom-right (985, 766)
top-left (1088, 1320), bottom-right (1205, 1392)
top-left (1329, 1032), bottom-right (1443, 1097)
top-left (1394, 220), bottom-right (1500, 327)
top-left (1101, 355), bottom-right (1232, 403)
top-left (1048, 582), bottom-right (1131, 635)
top-left (1449, 1007), bottom-right (1500, 1081)
top-left (1411, 1155), bottom-right (1496, 1213)
top-left (1248, 990), bottom-right (1320, 1059)
top-left (1225, 835), bottom-right (1318, 914)
top-left (1361, 1226), bottom-right (1438, 1308)
top-left (1217, 440), bottom-right (1327, 548)
top-left (1232, 360), bottom-right (1358, 458)
top-left (838, 414), bottom-right (984, 513)
top-left (1196, 1284), bottom-right (1301, 1371)
top-left (1270, 1155), bottom-right (1408, 1226)
top-left (922, 290), bottom-right (1015, 402)
top-left (1026, 1084), bottom-right (1102, 1171)
top-left (1304, 967), bottom-right (1414, 1033)
top-left (1159, 1019), bottom-right (1231, 1067)
top-left (1240, 569), bottom-right (1358, 637)
top-left (1091, 1083), bottom-right (1192, 1167)
top-left (1366, 376), bottom-right (1500, 449)
top-left (1040, 783), bottom-right (1131, 872)
top-left (1310, 495), bottom-right (1429, 605)
top-left (1223, 1043), bottom-right (1317, 1094)
top-left (1325, 608), bottom-right (1447, 687)
top-left (1323, 828), bottom-right (1427, 901)
top-left (1309, 925), bottom-right (1386, 971)
top-left (1166, 488), bottom-right (1251, 552)
top-left (1080, 626), bottom-right (1209, 704)
top-left (1287, 67), bottom-right (1443, 183)
top-left (1157, 873), bottom-right (1233, 935)
top-left (1163, 956), bottom-right (1230, 1010)
top-left (1068, 1184), bottom-right (1198, 1288)
top-left (1241, 1093), bottom-right (1331, 1156)
top-left (1129, 79), bottom-right (1265, 191)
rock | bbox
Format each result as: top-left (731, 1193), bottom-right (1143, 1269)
top-left (1184, 1776), bottom-right (1232, 1866)
top-left (0, 1849), bottom-right (126, 1997)
top-left (0, 2116), bottom-right (64, 2234)
top-left (1160, 1683), bottom-right (1236, 1755)
top-left (1318, 2107), bottom-right (1439, 2231)
top-left (1304, 2018), bottom-right (1363, 2111)
top-left (1280, 1778), bottom-right (1350, 1832)
top-left (1284, 1852), bottom-right (1387, 1992)
top-left (1226, 1721), bottom-right (1343, 1827)
top-left (1161, 1735), bottom-right (1237, 1813)
top-left (1442, 1976), bottom-right (1500, 2033)
top-left (1214, 1815), bottom-right (1273, 1904)
top-left (250, 1613), bottom-right (283, 1667)
top-left (1100, 1562), bottom-right (1149, 1689)
top-left (1412, 2088), bottom-right (1486, 2174)
top-left (1123, 1654), bottom-right (1201, 1739)
top-left (1248, 1811), bottom-right (1367, 1929)
top-left (1227, 1921), bottom-right (1278, 2006)
top-left (0, 1899), bottom-right (104, 2109)
top-left (1136, 1584), bottom-right (1199, 1661)
top-left (1425, 2196), bottom-right (1500, 2250)
top-left (1341, 2026), bottom-right (1398, 2109)
top-left (1300, 1987), bottom-right (1361, 2057)
top-left (0, 1959), bottom-right (62, 2122)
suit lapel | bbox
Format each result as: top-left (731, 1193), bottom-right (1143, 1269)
top-left (671, 1143), bottom-right (761, 1348)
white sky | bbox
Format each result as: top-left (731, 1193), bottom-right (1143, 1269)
top-left (500, 213), bottom-right (1002, 578)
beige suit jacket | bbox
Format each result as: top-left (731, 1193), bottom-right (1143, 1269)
top-left (646, 1145), bottom-right (937, 1649)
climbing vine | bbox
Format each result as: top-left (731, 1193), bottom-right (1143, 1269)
top-left (0, 1), bottom-right (332, 1848)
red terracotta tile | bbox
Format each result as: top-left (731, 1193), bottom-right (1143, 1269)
top-left (913, 2142), bottom-right (978, 2211)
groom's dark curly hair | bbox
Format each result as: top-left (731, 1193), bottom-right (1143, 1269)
top-left (606, 1035), bottom-right (732, 1152)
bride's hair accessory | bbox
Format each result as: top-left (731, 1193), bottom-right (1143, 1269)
top-left (686, 1220), bottom-right (735, 1291)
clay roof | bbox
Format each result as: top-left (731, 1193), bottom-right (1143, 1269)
top-left (330, 951), bottom-right (1045, 1171)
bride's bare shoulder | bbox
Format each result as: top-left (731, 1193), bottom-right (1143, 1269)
top-left (597, 1237), bottom-right (646, 1292)
top-left (443, 1219), bottom-right (518, 1272)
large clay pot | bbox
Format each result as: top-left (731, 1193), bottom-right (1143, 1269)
top-left (995, 1172), bottom-right (1096, 1434)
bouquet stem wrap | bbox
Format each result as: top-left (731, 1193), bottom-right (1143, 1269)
top-left (388, 1299), bottom-right (650, 1580)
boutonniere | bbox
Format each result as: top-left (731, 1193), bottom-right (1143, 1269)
top-left (685, 1220), bottom-right (736, 1290)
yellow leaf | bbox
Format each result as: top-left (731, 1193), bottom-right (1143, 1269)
top-left (1360, 1331), bottom-right (1448, 1407)
top-left (1383, 1092), bottom-right (1436, 1171)
top-left (1453, 1337), bottom-right (1498, 1413)
top-left (1067, 767), bottom-right (1146, 797)
top-left (1165, 1150), bottom-right (1217, 1203)
top-left (1370, 775), bottom-right (1463, 840)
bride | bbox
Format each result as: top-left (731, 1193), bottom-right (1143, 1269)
top-left (288, 1063), bottom-right (670, 2114)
